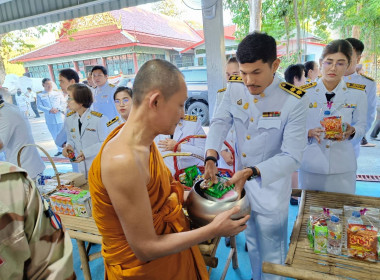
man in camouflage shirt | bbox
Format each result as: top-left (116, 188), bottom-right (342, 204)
top-left (0, 162), bottom-right (75, 279)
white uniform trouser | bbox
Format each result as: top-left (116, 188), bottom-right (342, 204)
top-left (245, 207), bottom-right (288, 280)
top-left (47, 123), bottom-right (64, 152)
top-left (299, 170), bottom-right (356, 194)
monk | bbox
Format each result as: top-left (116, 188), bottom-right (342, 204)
top-left (88, 59), bottom-right (249, 279)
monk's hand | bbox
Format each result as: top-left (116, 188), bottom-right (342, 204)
top-left (62, 144), bottom-right (73, 158)
top-left (74, 151), bottom-right (85, 163)
top-left (224, 169), bottom-right (250, 199)
top-left (212, 206), bottom-right (250, 237)
top-left (308, 127), bottom-right (324, 143)
top-left (220, 150), bottom-right (233, 166)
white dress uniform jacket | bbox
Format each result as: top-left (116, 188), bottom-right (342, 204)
top-left (36, 90), bottom-right (65, 124)
top-left (343, 73), bottom-right (377, 155)
top-left (65, 109), bottom-right (109, 178)
top-left (206, 74), bottom-right (308, 280)
top-left (299, 79), bottom-right (367, 194)
top-left (92, 83), bottom-right (119, 121)
top-left (0, 101), bottom-right (45, 178)
top-left (155, 115), bottom-right (205, 176)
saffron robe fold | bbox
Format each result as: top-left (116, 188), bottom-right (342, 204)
top-left (88, 124), bottom-right (209, 279)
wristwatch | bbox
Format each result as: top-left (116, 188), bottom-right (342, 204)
top-left (245, 166), bottom-right (259, 181)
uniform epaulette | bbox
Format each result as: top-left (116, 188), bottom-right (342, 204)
top-left (36, 91), bottom-right (42, 94)
top-left (217, 88), bottom-right (226, 93)
top-left (184, 115), bottom-right (197, 122)
top-left (346, 82), bottom-right (366, 91)
top-left (228, 75), bottom-right (243, 82)
top-left (299, 82), bottom-right (317, 90)
top-left (109, 84), bottom-right (115, 88)
top-left (306, 78), bottom-right (311, 83)
top-left (0, 102), bottom-right (4, 109)
top-left (66, 111), bottom-right (75, 117)
top-left (360, 73), bottom-right (374, 81)
top-left (279, 82), bottom-right (305, 99)
top-left (91, 111), bottom-right (103, 117)
top-left (107, 116), bottom-right (119, 127)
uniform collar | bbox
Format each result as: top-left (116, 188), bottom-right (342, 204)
top-left (79, 108), bottom-right (91, 122)
top-left (317, 78), bottom-right (346, 94)
top-left (344, 72), bottom-right (359, 80)
top-left (262, 74), bottom-right (281, 98)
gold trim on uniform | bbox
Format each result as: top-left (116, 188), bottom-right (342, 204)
top-left (0, 103), bottom-right (4, 109)
top-left (107, 116), bottom-right (119, 127)
top-left (91, 111), bottom-right (103, 117)
top-left (66, 111), bottom-right (75, 117)
top-left (346, 83), bottom-right (366, 91)
top-left (217, 88), bottom-right (226, 93)
top-left (237, 99), bottom-right (242, 105)
top-left (360, 73), bottom-right (374, 81)
top-left (254, 98), bottom-right (258, 103)
top-left (109, 84), bottom-right (115, 87)
top-left (243, 103), bottom-right (249, 110)
top-left (279, 82), bottom-right (306, 99)
top-left (228, 75), bottom-right (243, 82)
top-left (299, 82), bottom-right (317, 90)
top-left (184, 114), bottom-right (197, 122)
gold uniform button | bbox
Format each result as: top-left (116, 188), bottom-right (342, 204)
top-left (326, 145), bottom-right (330, 148)
top-left (254, 98), bottom-right (258, 103)
top-left (246, 135), bottom-right (251, 140)
top-left (250, 117), bottom-right (254, 122)
top-left (242, 153), bottom-right (247, 157)
top-left (260, 93), bottom-right (265, 98)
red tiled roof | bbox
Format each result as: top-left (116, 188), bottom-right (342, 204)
top-left (135, 33), bottom-right (198, 49)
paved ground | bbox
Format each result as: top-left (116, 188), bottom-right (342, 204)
top-left (28, 114), bottom-right (380, 280)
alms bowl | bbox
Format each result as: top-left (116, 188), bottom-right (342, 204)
top-left (185, 179), bottom-right (251, 227)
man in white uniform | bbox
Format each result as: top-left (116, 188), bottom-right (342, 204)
top-left (155, 115), bottom-right (205, 176)
top-left (204, 32), bottom-right (308, 280)
top-left (0, 96), bottom-right (45, 179)
top-left (37, 78), bottom-right (66, 156)
top-left (344, 38), bottom-right (377, 151)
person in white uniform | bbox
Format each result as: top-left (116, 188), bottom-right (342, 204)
top-left (105, 86), bottom-right (133, 130)
top-left (15, 88), bottom-right (30, 117)
top-left (343, 38), bottom-right (377, 150)
top-left (299, 39), bottom-right (367, 195)
top-left (37, 78), bottom-right (66, 156)
top-left (0, 96), bottom-right (45, 179)
top-left (204, 32), bottom-right (308, 280)
top-left (304, 61), bottom-right (320, 83)
top-left (155, 115), bottom-right (205, 176)
top-left (62, 84), bottom-right (109, 178)
top-left (91, 65), bottom-right (120, 121)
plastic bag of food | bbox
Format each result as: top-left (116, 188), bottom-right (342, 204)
top-left (320, 116), bottom-right (345, 141)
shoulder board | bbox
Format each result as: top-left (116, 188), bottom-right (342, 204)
top-left (346, 82), bottom-right (366, 91)
top-left (299, 82), bottom-right (317, 90)
top-left (0, 103), bottom-right (4, 109)
top-left (228, 75), bottom-right (243, 82)
top-left (109, 84), bottom-right (115, 88)
top-left (306, 78), bottom-right (311, 83)
top-left (360, 73), bottom-right (374, 81)
top-left (184, 115), bottom-right (197, 122)
top-left (279, 82), bottom-right (305, 99)
top-left (66, 111), bottom-right (75, 117)
top-left (217, 87), bottom-right (226, 93)
top-left (91, 111), bottom-right (103, 117)
top-left (36, 91), bottom-right (42, 94)
top-left (107, 116), bottom-right (119, 127)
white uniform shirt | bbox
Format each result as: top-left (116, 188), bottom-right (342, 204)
top-left (15, 94), bottom-right (29, 112)
top-left (155, 116), bottom-right (206, 176)
top-left (206, 74), bottom-right (308, 213)
top-left (300, 79), bottom-right (367, 175)
top-left (0, 101), bottom-right (45, 178)
top-left (92, 83), bottom-right (119, 121)
top-left (65, 109), bottom-right (110, 177)
top-left (37, 90), bottom-right (66, 124)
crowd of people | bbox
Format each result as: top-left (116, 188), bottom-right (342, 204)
top-left (0, 31), bottom-right (378, 280)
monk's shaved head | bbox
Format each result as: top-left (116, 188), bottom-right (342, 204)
top-left (132, 59), bottom-right (185, 106)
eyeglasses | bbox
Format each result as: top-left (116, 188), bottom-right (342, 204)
top-left (322, 61), bottom-right (348, 69)
top-left (114, 98), bottom-right (130, 105)
top-left (67, 97), bottom-right (73, 101)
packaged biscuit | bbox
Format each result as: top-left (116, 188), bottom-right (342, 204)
top-left (320, 116), bottom-right (344, 140)
top-left (314, 225), bottom-right (328, 253)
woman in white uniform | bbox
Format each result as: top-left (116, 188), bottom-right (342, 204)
top-left (299, 40), bottom-right (367, 194)
top-left (62, 84), bottom-right (109, 178)
top-left (113, 86), bottom-right (133, 121)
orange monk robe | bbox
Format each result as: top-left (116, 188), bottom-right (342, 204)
top-left (88, 124), bottom-right (209, 280)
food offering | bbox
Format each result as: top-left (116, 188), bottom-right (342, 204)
top-left (320, 116), bottom-right (346, 141)
top-left (67, 149), bottom-right (76, 162)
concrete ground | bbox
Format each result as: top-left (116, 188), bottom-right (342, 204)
top-left (28, 115), bottom-right (380, 280)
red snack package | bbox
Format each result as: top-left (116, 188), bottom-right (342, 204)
top-left (347, 224), bottom-right (378, 262)
top-left (320, 116), bottom-right (343, 140)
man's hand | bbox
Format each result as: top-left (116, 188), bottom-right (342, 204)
top-left (211, 206), bottom-right (250, 237)
top-left (308, 127), bottom-right (324, 143)
top-left (203, 160), bottom-right (219, 185)
top-left (224, 168), bottom-right (252, 199)
top-left (62, 144), bottom-right (73, 158)
top-left (158, 139), bottom-right (180, 152)
top-left (74, 151), bottom-right (85, 163)
top-left (343, 123), bottom-right (355, 140)
top-left (49, 108), bottom-right (59, 114)
top-left (220, 150), bottom-right (234, 166)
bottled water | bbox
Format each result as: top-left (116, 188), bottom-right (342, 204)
top-left (327, 215), bottom-right (343, 255)
top-left (347, 211), bottom-right (363, 225)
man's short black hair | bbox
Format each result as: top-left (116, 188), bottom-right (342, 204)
top-left (236, 32), bottom-right (277, 65)
top-left (91, 65), bottom-right (108, 76)
top-left (227, 57), bottom-right (238, 64)
top-left (42, 78), bottom-right (51, 85)
top-left (345, 38), bottom-right (364, 56)
top-left (59, 68), bottom-right (79, 83)
top-left (284, 64), bottom-right (305, 85)
top-left (133, 59), bottom-right (183, 106)
top-left (27, 87), bottom-right (32, 91)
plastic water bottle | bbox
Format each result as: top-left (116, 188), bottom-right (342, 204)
top-left (348, 211), bottom-right (363, 225)
top-left (327, 215), bottom-right (343, 255)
